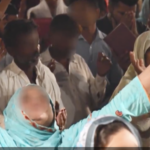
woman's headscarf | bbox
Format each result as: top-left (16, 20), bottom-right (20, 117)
top-left (110, 31), bottom-right (150, 100)
top-left (0, 85), bottom-right (61, 147)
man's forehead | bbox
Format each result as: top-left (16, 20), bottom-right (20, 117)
top-left (116, 2), bottom-right (136, 11)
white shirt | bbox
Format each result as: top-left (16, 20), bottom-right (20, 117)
top-left (0, 60), bottom-right (62, 112)
top-left (27, 0), bottom-right (68, 19)
top-left (40, 50), bottom-right (107, 128)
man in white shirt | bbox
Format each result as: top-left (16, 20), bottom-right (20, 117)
top-left (0, 20), bottom-right (62, 127)
top-left (27, 0), bottom-right (68, 19)
top-left (40, 14), bottom-right (112, 128)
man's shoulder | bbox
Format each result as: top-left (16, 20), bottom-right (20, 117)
top-left (0, 62), bottom-right (14, 78)
top-left (73, 54), bottom-right (86, 62)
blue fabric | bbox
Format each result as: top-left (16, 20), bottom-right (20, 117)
top-left (76, 29), bottom-right (123, 97)
top-left (139, 0), bottom-right (150, 24)
top-left (0, 77), bottom-right (150, 147)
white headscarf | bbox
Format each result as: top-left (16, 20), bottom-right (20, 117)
top-left (110, 31), bottom-right (150, 100)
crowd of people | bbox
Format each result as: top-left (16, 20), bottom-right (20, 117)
top-left (0, 0), bottom-right (150, 148)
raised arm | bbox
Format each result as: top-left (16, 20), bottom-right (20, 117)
top-left (0, 0), bottom-right (11, 19)
top-left (61, 66), bottom-right (150, 147)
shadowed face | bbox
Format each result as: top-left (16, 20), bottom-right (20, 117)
top-left (69, 0), bottom-right (100, 27)
top-left (8, 30), bottom-right (40, 68)
top-left (50, 31), bottom-right (78, 57)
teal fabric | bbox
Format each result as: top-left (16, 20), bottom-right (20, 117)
top-left (0, 77), bottom-right (150, 147)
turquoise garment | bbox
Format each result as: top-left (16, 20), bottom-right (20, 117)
top-left (0, 77), bottom-right (150, 147)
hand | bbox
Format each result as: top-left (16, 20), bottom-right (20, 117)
top-left (0, 38), bottom-right (6, 60)
top-left (121, 11), bottom-right (138, 36)
top-left (130, 18), bottom-right (138, 36)
top-left (48, 59), bottom-right (55, 72)
top-left (97, 52), bottom-right (112, 77)
top-left (18, 0), bottom-right (27, 19)
top-left (118, 51), bottom-right (130, 72)
top-left (130, 52), bottom-right (146, 75)
top-left (121, 11), bottom-right (134, 28)
top-left (55, 101), bottom-right (67, 131)
top-left (56, 109), bottom-right (67, 131)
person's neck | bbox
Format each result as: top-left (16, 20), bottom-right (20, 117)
top-left (49, 47), bottom-right (69, 72)
top-left (14, 60), bottom-right (36, 83)
top-left (81, 24), bottom-right (97, 44)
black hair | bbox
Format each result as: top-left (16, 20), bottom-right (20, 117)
top-left (50, 14), bottom-right (80, 37)
top-left (97, 0), bottom-right (107, 11)
top-left (64, 0), bottom-right (99, 8)
top-left (109, 0), bottom-right (138, 6)
top-left (5, 4), bottom-right (18, 15)
top-left (94, 121), bottom-right (131, 148)
top-left (3, 19), bottom-right (37, 47)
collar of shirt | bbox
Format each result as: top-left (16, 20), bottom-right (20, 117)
top-left (8, 60), bottom-right (42, 79)
top-left (78, 29), bottom-right (106, 42)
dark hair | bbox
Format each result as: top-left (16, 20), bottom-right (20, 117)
top-left (98, 0), bottom-right (107, 11)
top-left (94, 121), bottom-right (131, 148)
top-left (50, 14), bottom-right (80, 37)
top-left (5, 4), bottom-right (18, 15)
top-left (64, 0), bottom-right (99, 8)
top-left (109, 0), bottom-right (138, 6)
top-left (3, 19), bottom-right (37, 47)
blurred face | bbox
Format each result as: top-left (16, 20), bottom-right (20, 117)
top-left (106, 128), bottom-right (138, 147)
top-left (69, 0), bottom-right (100, 27)
top-left (145, 50), bottom-right (150, 67)
top-left (20, 86), bottom-right (54, 127)
top-left (9, 30), bottom-right (40, 68)
top-left (50, 32), bottom-right (78, 57)
top-left (109, 2), bottom-right (136, 24)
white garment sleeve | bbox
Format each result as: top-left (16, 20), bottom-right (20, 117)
top-left (80, 57), bottom-right (107, 108)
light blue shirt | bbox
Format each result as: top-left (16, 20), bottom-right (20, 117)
top-left (76, 29), bottom-right (123, 98)
top-left (139, 0), bottom-right (150, 24)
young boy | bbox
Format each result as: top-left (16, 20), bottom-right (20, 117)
top-left (65, 0), bottom-right (123, 100)
top-left (40, 14), bottom-right (112, 128)
top-left (97, 0), bottom-right (147, 36)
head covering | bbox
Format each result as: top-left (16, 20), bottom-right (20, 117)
top-left (110, 31), bottom-right (150, 100)
top-left (76, 116), bottom-right (141, 148)
top-left (0, 85), bottom-right (61, 147)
